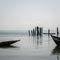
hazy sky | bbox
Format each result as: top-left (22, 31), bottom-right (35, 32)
top-left (0, 0), bottom-right (60, 30)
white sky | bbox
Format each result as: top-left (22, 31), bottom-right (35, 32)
top-left (0, 0), bottom-right (60, 30)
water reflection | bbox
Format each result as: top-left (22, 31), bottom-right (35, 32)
top-left (30, 35), bottom-right (43, 48)
top-left (29, 34), bottom-right (53, 48)
top-left (52, 46), bottom-right (60, 55)
top-left (0, 45), bottom-right (19, 49)
top-left (52, 46), bottom-right (60, 60)
top-left (48, 35), bottom-right (51, 45)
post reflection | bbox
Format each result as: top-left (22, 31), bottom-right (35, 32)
top-left (30, 35), bottom-right (43, 48)
top-left (47, 34), bottom-right (51, 45)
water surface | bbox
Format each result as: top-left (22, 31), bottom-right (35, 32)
top-left (0, 32), bottom-right (59, 60)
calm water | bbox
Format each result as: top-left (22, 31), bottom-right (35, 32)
top-left (0, 32), bottom-right (60, 60)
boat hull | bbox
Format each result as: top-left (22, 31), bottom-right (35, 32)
top-left (51, 35), bottom-right (60, 46)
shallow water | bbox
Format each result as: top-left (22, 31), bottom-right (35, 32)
top-left (0, 34), bottom-right (60, 60)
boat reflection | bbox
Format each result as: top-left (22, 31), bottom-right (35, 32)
top-left (52, 46), bottom-right (60, 55)
top-left (0, 45), bottom-right (19, 48)
top-left (52, 46), bottom-right (60, 60)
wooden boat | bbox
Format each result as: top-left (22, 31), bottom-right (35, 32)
top-left (51, 35), bottom-right (60, 46)
top-left (0, 40), bottom-right (20, 47)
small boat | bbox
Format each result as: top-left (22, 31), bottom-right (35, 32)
top-left (51, 35), bottom-right (60, 46)
top-left (0, 40), bottom-right (20, 47)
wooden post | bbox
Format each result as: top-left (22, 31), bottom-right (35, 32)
top-left (40, 27), bottom-right (43, 36)
top-left (48, 29), bottom-right (50, 35)
top-left (57, 27), bottom-right (59, 37)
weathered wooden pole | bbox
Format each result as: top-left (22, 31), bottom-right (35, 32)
top-left (57, 27), bottom-right (59, 36)
top-left (48, 29), bottom-right (50, 35)
top-left (39, 27), bottom-right (43, 36)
